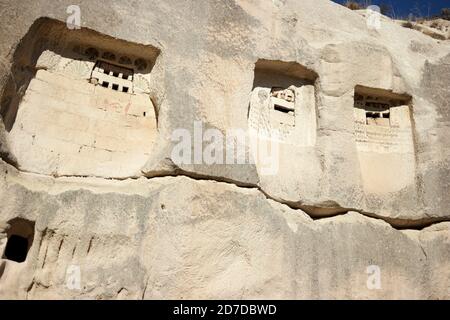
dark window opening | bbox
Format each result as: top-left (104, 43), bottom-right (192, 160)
top-left (4, 235), bottom-right (29, 263)
top-left (112, 72), bottom-right (119, 77)
top-left (143, 112), bottom-right (146, 117)
top-left (2, 218), bottom-right (35, 263)
top-left (123, 87), bottom-right (129, 93)
top-left (365, 110), bottom-right (390, 125)
top-left (366, 111), bottom-right (390, 119)
top-left (112, 84), bottom-right (119, 91)
top-left (274, 104), bottom-right (293, 114)
top-left (102, 81), bottom-right (109, 88)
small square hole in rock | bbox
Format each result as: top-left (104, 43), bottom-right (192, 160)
top-left (4, 235), bottom-right (29, 263)
top-left (2, 218), bottom-right (35, 263)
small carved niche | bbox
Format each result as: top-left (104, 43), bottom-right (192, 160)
top-left (2, 218), bottom-right (35, 263)
top-left (353, 87), bottom-right (415, 193)
top-left (251, 59), bottom-right (317, 128)
top-left (354, 86), bottom-right (412, 127)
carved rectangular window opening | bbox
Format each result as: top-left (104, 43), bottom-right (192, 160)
top-left (91, 61), bottom-right (134, 93)
top-left (2, 218), bottom-right (35, 263)
top-left (249, 59), bottom-right (318, 145)
top-left (354, 86), bottom-right (411, 128)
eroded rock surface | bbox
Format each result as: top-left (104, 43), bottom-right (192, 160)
top-left (0, 0), bottom-right (449, 299)
top-left (0, 161), bottom-right (448, 299)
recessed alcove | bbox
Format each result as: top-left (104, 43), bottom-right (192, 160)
top-left (248, 59), bottom-right (317, 145)
top-left (354, 85), bottom-right (412, 128)
top-left (353, 85), bottom-right (415, 194)
top-left (0, 18), bottom-right (161, 178)
top-left (2, 218), bottom-right (35, 263)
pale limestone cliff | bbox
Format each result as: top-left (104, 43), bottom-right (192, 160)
top-left (0, 0), bottom-right (449, 299)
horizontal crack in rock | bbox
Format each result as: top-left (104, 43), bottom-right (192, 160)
top-left (1, 158), bottom-right (449, 231)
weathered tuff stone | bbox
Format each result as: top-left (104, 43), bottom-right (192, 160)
top-left (395, 18), bottom-right (450, 41)
top-left (0, 161), bottom-right (448, 299)
top-left (0, 0), bottom-right (449, 299)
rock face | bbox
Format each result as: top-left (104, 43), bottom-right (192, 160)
top-left (396, 18), bottom-right (450, 41)
top-left (0, 0), bottom-right (449, 299)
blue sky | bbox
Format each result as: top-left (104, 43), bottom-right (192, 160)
top-left (332, 0), bottom-right (450, 18)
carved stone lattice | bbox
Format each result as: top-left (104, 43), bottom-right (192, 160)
top-left (91, 60), bottom-right (134, 93)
